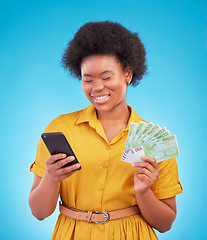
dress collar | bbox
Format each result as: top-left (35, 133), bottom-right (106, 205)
top-left (76, 104), bottom-right (142, 144)
top-left (76, 104), bottom-right (141, 128)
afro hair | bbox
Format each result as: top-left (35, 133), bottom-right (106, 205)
top-left (62, 21), bottom-right (147, 86)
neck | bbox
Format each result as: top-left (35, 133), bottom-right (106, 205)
top-left (96, 103), bottom-right (130, 125)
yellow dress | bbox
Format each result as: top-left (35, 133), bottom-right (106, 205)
top-left (30, 105), bottom-right (183, 240)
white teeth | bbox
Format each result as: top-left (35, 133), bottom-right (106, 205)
top-left (94, 95), bottom-right (109, 100)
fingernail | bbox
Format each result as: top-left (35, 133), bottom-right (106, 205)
top-left (62, 154), bottom-right (66, 157)
top-left (76, 164), bottom-right (80, 168)
top-left (69, 156), bottom-right (75, 160)
top-left (131, 163), bottom-right (135, 167)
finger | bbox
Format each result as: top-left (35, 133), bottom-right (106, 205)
top-left (58, 170), bottom-right (77, 181)
top-left (141, 156), bottom-right (158, 170)
top-left (132, 160), bottom-right (159, 178)
top-left (57, 163), bottom-right (81, 176)
top-left (58, 163), bottom-right (81, 181)
top-left (58, 173), bottom-right (73, 182)
top-left (135, 172), bottom-right (151, 182)
top-left (55, 156), bottom-right (75, 169)
top-left (136, 167), bottom-right (156, 179)
top-left (47, 153), bottom-right (67, 164)
top-left (132, 161), bottom-right (151, 169)
top-left (135, 162), bottom-right (155, 174)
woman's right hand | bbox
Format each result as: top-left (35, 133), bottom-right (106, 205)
top-left (45, 153), bottom-right (81, 183)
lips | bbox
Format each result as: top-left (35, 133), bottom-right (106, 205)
top-left (91, 94), bottom-right (110, 103)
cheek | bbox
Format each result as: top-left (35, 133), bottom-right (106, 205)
top-left (113, 80), bottom-right (127, 94)
top-left (82, 80), bottom-right (86, 91)
top-left (82, 82), bottom-right (90, 96)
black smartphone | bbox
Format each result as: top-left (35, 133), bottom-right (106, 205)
top-left (41, 132), bottom-right (81, 170)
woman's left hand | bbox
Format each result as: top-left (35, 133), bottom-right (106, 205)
top-left (132, 156), bottom-right (159, 196)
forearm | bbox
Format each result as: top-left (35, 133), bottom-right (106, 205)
top-left (135, 189), bottom-right (176, 233)
top-left (29, 172), bottom-right (60, 220)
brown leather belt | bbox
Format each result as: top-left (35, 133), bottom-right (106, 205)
top-left (59, 202), bottom-right (140, 223)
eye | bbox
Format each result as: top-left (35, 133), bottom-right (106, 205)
top-left (84, 79), bottom-right (93, 83)
top-left (102, 75), bottom-right (112, 80)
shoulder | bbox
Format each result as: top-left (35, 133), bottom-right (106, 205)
top-left (59, 109), bottom-right (83, 123)
top-left (129, 105), bottom-right (148, 124)
top-left (44, 108), bottom-right (85, 132)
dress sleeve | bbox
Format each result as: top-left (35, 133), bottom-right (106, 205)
top-left (150, 157), bottom-right (183, 199)
top-left (30, 116), bottom-right (59, 177)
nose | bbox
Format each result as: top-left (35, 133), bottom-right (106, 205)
top-left (93, 79), bottom-right (104, 92)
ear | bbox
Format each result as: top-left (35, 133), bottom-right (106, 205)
top-left (124, 66), bottom-right (133, 85)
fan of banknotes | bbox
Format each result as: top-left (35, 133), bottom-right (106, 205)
top-left (121, 121), bottom-right (180, 164)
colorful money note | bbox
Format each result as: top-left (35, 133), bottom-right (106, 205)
top-left (121, 146), bottom-right (145, 164)
top-left (121, 122), bottom-right (180, 164)
top-left (143, 135), bottom-right (180, 162)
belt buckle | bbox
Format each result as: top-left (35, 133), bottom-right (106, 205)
top-left (94, 211), bottom-right (110, 223)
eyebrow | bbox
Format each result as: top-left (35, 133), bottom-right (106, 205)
top-left (83, 74), bottom-right (92, 77)
top-left (100, 71), bottom-right (113, 75)
top-left (83, 71), bottom-right (113, 77)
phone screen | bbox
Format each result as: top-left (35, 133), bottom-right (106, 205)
top-left (41, 132), bottom-right (81, 170)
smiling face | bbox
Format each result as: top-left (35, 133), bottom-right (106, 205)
top-left (81, 55), bottom-right (132, 114)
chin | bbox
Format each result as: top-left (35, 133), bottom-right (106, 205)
top-left (92, 103), bottom-right (112, 113)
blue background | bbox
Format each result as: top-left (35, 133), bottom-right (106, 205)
top-left (0, 0), bottom-right (206, 239)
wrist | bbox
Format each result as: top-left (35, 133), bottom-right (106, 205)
top-left (44, 171), bottom-right (61, 186)
top-left (134, 187), bottom-right (151, 199)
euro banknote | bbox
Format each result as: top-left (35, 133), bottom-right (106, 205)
top-left (122, 122), bottom-right (180, 164)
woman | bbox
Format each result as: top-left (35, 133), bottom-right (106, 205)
top-left (29, 21), bottom-right (183, 239)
